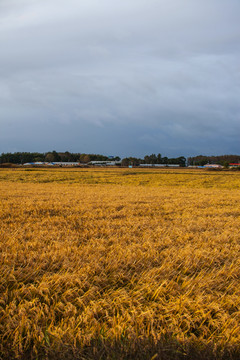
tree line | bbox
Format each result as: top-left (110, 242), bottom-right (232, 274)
top-left (0, 151), bottom-right (119, 164)
top-left (0, 151), bottom-right (186, 166)
top-left (121, 154), bottom-right (186, 166)
top-left (187, 155), bottom-right (240, 166)
top-left (1, 151), bottom-right (239, 167)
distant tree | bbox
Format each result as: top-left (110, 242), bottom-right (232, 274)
top-left (144, 155), bottom-right (150, 164)
top-left (121, 158), bottom-right (130, 166)
top-left (130, 157), bottom-right (141, 166)
top-left (157, 153), bottom-right (162, 164)
top-left (59, 151), bottom-right (74, 162)
top-left (114, 156), bottom-right (121, 161)
top-left (121, 157), bottom-right (141, 166)
top-left (188, 155), bottom-right (208, 166)
top-left (45, 151), bottom-right (61, 162)
top-left (82, 155), bottom-right (91, 164)
top-left (176, 156), bottom-right (186, 166)
top-left (45, 153), bottom-right (55, 162)
top-left (52, 151), bottom-right (61, 161)
top-left (162, 157), bottom-right (168, 164)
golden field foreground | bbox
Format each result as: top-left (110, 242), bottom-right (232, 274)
top-left (0, 168), bottom-right (240, 360)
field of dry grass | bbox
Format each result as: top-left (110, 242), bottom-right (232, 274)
top-left (1, 168), bottom-right (240, 359)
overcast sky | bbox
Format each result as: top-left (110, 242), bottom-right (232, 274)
top-left (0, 0), bottom-right (239, 158)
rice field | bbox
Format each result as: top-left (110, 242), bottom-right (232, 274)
top-left (0, 167), bottom-right (240, 359)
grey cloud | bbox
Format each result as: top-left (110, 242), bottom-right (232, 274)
top-left (0, 0), bottom-right (240, 157)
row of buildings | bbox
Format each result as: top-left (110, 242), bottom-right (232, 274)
top-left (189, 163), bottom-right (240, 169)
top-left (22, 161), bottom-right (240, 168)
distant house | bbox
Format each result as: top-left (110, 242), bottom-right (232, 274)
top-left (89, 161), bottom-right (121, 166)
top-left (139, 164), bottom-right (180, 167)
top-left (204, 164), bottom-right (223, 169)
top-left (52, 162), bottom-right (80, 166)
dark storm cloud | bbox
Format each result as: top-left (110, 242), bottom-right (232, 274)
top-left (0, 0), bottom-right (239, 157)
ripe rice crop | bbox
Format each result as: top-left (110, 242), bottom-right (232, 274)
top-left (0, 168), bottom-right (240, 359)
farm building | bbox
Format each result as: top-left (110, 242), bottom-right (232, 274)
top-left (89, 161), bottom-right (121, 166)
top-left (204, 164), bottom-right (223, 169)
top-left (22, 162), bottom-right (80, 167)
top-left (139, 164), bottom-right (180, 167)
top-left (51, 162), bottom-right (80, 166)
